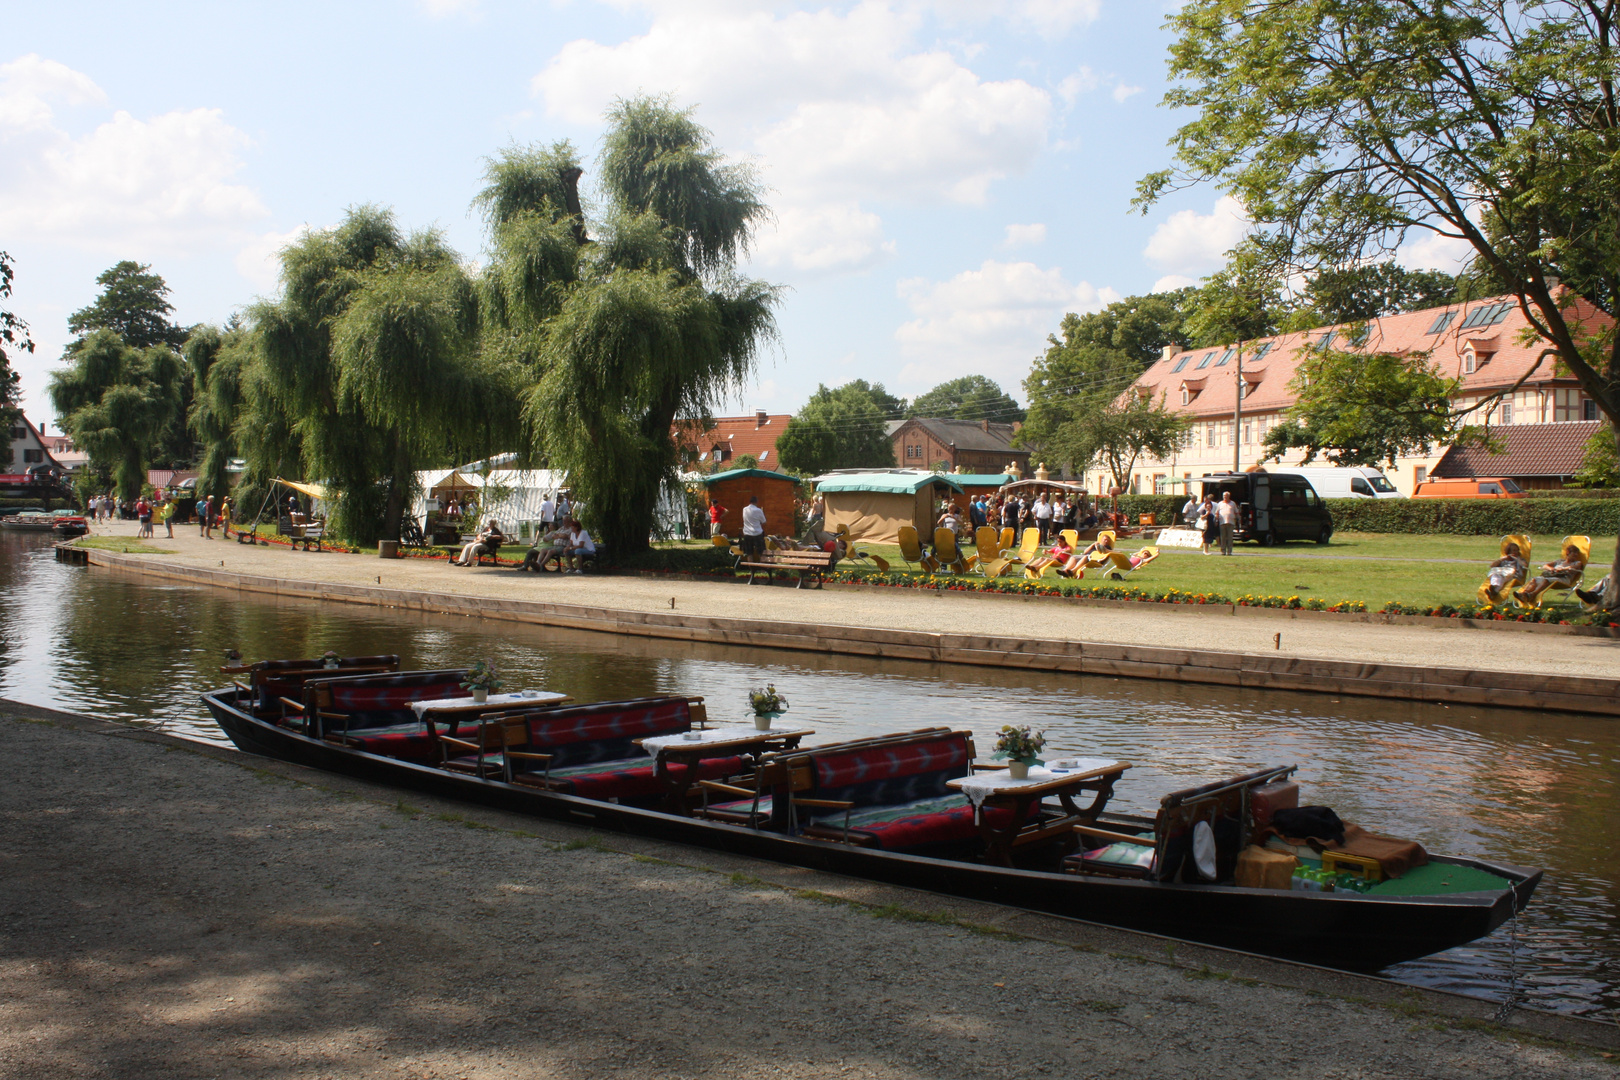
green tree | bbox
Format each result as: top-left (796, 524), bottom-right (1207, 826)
top-left (1, 251), bottom-right (31, 426)
top-left (1049, 394), bottom-right (1191, 490)
top-left (1572, 424), bottom-right (1619, 488)
top-left (67, 261), bottom-right (189, 351)
top-left (1261, 348), bottom-right (1467, 467)
top-left (732, 453), bottom-right (759, 470)
top-left (1298, 263), bottom-right (1459, 326)
top-left (487, 100), bottom-right (779, 556)
top-left (49, 330), bottom-right (185, 500)
top-left (1141, 0), bottom-right (1620, 606)
top-left (908, 375), bottom-right (1025, 423)
top-left (776, 381), bottom-right (897, 474)
top-left (185, 323), bottom-right (253, 500)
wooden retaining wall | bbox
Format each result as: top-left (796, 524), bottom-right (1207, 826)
top-left (71, 546), bottom-right (1620, 717)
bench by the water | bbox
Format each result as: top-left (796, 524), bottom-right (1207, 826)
top-left (738, 548), bottom-right (834, 588)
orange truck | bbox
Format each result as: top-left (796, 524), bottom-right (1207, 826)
top-left (1412, 477), bottom-right (1528, 499)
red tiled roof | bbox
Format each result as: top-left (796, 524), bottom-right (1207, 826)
top-left (672, 413), bottom-right (793, 469)
top-left (1432, 421), bottom-right (1603, 479)
top-left (1132, 292), bottom-right (1613, 420)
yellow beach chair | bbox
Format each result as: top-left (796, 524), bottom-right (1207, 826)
top-left (1100, 545), bottom-right (1160, 580)
top-left (932, 528), bottom-right (969, 575)
top-left (1514, 535), bottom-right (1591, 608)
top-left (973, 526), bottom-right (1010, 578)
top-left (1007, 527), bottom-right (1041, 566)
top-left (1060, 529), bottom-right (1079, 549)
top-left (999, 526), bottom-right (1015, 552)
top-left (1079, 530), bottom-right (1118, 570)
top-left (897, 525), bottom-right (933, 573)
top-left (1476, 534), bottom-right (1531, 607)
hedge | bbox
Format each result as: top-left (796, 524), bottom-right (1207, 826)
top-left (1526, 488), bottom-right (1620, 499)
top-left (1321, 497), bottom-right (1618, 536)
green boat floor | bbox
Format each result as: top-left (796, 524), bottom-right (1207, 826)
top-left (1365, 861), bottom-right (1512, 896)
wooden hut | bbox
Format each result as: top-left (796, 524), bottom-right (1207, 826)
top-left (816, 472), bottom-right (965, 544)
top-left (702, 468), bottom-right (800, 537)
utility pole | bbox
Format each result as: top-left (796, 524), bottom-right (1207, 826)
top-left (1232, 339), bottom-right (1244, 473)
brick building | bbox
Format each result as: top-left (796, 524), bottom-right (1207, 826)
top-left (885, 417), bottom-right (1030, 476)
top-left (673, 411), bottom-right (792, 471)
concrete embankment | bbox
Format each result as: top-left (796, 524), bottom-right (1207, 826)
top-left (3, 699), bottom-right (1617, 1080)
top-left (68, 525), bottom-right (1620, 715)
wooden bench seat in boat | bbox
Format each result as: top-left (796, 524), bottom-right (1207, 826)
top-left (440, 696), bottom-right (740, 804)
top-left (221, 654), bottom-right (402, 714)
top-left (701, 728), bottom-right (1043, 855)
top-left (282, 669), bottom-right (475, 760)
top-left (1064, 764), bottom-right (1297, 882)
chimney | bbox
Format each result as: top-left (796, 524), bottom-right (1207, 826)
top-left (756, 409), bottom-right (768, 428)
top-left (1161, 345), bottom-right (1179, 363)
top-left (981, 419), bottom-right (990, 433)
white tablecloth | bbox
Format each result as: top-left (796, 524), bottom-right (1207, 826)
top-left (953, 758), bottom-right (1121, 808)
top-left (408, 691), bottom-right (568, 718)
top-left (641, 725), bottom-right (814, 757)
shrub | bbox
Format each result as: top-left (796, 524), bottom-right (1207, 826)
top-left (1323, 498), bottom-right (1618, 536)
top-left (615, 545), bottom-right (736, 574)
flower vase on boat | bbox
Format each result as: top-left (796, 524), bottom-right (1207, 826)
top-left (748, 684), bottom-right (789, 731)
top-left (461, 659), bottom-right (503, 706)
top-left (993, 724), bottom-right (1045, 781)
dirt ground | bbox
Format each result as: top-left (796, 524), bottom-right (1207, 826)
top-left (3, 706), bottom-right (1614, 1080)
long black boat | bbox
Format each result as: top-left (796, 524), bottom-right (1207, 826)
top-left (202, 683), bottom-right (1540, 973)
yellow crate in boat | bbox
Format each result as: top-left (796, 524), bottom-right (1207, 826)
top-left (1321, 850), bottom-right (1383, 883)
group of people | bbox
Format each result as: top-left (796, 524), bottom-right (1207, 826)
top-left (1484, 536), bottom-right (1610, 609)
top-left (934, 491), bottom-right (1099, 544)
top-left (103, 490), bottom-right (228, 540)
top-left (448, 504), bottom-right (596, 573)
top-left (1180, 492), bottom-right (1242, 556)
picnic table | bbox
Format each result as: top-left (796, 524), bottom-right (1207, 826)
top-left (639, 724), bottom-right (815, 814)
top-left (947, 758), bottom-right (1129, 867)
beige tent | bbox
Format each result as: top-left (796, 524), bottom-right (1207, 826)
top-left (817, 472), bottom-right (965, 545)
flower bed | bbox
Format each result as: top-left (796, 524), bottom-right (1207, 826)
top-left (244, 531), bottom-right (362, 555)
top-left (1378, 598), bottom-right (1619, 627)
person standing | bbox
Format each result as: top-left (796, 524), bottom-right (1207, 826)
top-left (1215, 491), bottom-right (1239, 556)
top-left (1033, 494), bottom-right (1053, 543)
top-left (203, 495), bottom-right (217, 540)
top-left (805, 493), bottom-right (825, 535)
top-left (1182, 493), bottom-right (1200, 527)
top-left (539, 493), bottom-right (556, 532)
top-left (1198, 494), bottom-right (1218, 555)
top-left (220, 497), bottom-right (232, 539)
top-left (740, 495), bottom-right (766, 562)
top-left (198, 494), bottom-right (210, 536)
top-left (136, 496), bottom-right (151, 538)
top-left (707, 499), bottom-right (726, 539)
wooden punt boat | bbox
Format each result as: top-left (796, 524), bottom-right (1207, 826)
top-left (201, 682), bottom-right (1540, 973)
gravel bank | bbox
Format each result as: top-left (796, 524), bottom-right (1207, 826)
top-left (4, 704), bottom-right (1615, 1080)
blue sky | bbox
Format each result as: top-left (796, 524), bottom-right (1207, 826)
top-left (3, 0), bottom-right (1293, 429)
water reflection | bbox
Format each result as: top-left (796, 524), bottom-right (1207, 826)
top-left (4, 530), bottom-right (1618, 1015)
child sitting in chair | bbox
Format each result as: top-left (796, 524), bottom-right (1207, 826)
top-left (1025, 535), bottom-right (1074, 577)
top-left (1515, 541), bottom-right (1587, 607)
top-left (1478, 540), bottom-right (1528, 606)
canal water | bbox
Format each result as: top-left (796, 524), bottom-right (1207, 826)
top-left (4, 529), bottom-right (1618, 1018)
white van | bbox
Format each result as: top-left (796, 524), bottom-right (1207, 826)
top-left (1287, 466), bottom-right (1405, 499)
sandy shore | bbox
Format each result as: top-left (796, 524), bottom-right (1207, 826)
top-left (78, 520), bottom-right (1620, 681)
top-left (5, 701), bottom-right (1616, 1079)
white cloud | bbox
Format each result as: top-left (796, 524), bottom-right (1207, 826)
top-left (1003, 223), bottom-right (1046, 249)
top-left (1111, 82), bottom-right (1143, 103)
top-left (1401, 229), bottom-right (1476, 274)
top-left (920, 0), bottom-right (1102, 38)
top-left (531, 4), bottom-right (1054, 272)
top-left (1142, 194), bottom-right (1247, 274)
top-left (894, 259), bottom-right (1119, 388)
top-left (0, 56), bottom-right (268, 256)
top-left (1151, 274), bottom-right (1198, 292)
top-left (1057, 67), bottom-right (1099, 105)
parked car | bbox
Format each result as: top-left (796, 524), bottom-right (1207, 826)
top-left (1412, 477), bottom-right (1528, 499)
top-left (1192, 471), bottom-right (1334, 545)
top-left (1286, 466), bottom-right (1405, 499)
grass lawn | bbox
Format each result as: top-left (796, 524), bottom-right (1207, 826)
top-left (74, 536), bottom-right (176, 555)
top-left (709, 531), bottom-right (1616, 613)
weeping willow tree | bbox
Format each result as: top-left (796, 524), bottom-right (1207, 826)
top-left (184, 323), bottom-right (253, 500)
top-left (49, 330), bottom-right (185, 500)
top-left (243, 208), bottom-right (520, 543)
top-left (479, 98), bottom-right (778, 555)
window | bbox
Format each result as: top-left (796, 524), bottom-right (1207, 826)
top-left (1316, 330), bottom-right (1338, 351)
top-left (1554, 388), bottom-right (1581, 422)
top-left (1346, 325), bottom-right (1371, 346)
top-left (1479, 482), bottom-right (1502, 494)
top-left (1180, 387), bottom-right (1190, 405)
top-left (1500, 400), bottom-right (1514, 425)
top-left (9, 426), bottom-right (24, 440)
top-left (1214, 348), bottom-right (1234, 366)
top-left (1251, 341), bottom-right (1273, 361)
top-left (1414, 465), bottom-right (1428, 488)
top-left (22, 449), bottom-right (43, 463)
top-left (1170, 354), bottom-right (1190, 373)
top-left (1206, 424), bottom-right (1216, 448)
top-left (1501, 478), bottom-right (1525, 493)
top-left (1463, 351), bottom-right (1476, 375)
top-left (1586, 399), bottom-right (1600, 421)
top-left (1458, 300), bottom-right (1514, 329)
top-left (1351, 477), bottom-right (1374, 497)
top-left (1426, 311), bottom-right (1455, 335)
top-left (1194, 351), bottom-right (1215, 369)
top-left (758, 450), bottom-right (769, 461)
top-left (1242, 421), bottom-right (1252, 444)
top-left (1369, 474), bottom-right (1397, 493)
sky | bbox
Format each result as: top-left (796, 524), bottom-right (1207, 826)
top-left (1, 0), bottom-right (1372, 430)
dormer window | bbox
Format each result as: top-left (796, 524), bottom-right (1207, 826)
top-left (1180, 387), bottom-right (1191, 405)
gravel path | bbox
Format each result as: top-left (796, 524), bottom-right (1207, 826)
top-left (82, 522), bottom-right (1620, 680)
top-left (4, 706), bottom-right (1614, 1080)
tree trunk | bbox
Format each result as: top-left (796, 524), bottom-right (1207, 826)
top-left (380, 434), bottom-right (410, 543)
top-left (1608, 427), bottom-right (1620, 612)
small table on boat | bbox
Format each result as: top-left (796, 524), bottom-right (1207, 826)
top-left (409, 691), bottom-right (570, 731)
top-left (947, 759), bottom-right (1129, 867)
top-left (639, 725), bottom-right (815, 814)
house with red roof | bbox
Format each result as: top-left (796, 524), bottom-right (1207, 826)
top-left (1119, 292), bottom-right (1611, 495)
top-left (673, 410), bottom-right (792, 471)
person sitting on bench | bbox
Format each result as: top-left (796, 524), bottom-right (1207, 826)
top-left (453, 520), bottom-right (504, 566)
top-left (519, 525), bottom-right (569, 571)
top-left (563, 517), bottom-right (596, 573)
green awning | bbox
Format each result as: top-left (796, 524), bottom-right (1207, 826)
top-left (701, 468), bottom-right (798, 485)
top-left (947, 473), bottom-right (1014, 487)
top-left (814, 472), bottom-right (964, 495)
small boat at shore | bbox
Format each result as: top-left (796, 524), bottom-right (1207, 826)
top-left (201, 659), bottom-right (1540, 973)
top-left (3, 509), bottom-right (86, 534)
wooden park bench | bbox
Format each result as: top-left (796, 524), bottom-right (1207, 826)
top-left (738, 547), bottom-right (834, 588)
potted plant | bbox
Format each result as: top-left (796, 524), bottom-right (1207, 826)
top-left (993, 724), bottom-right (1045, 780)
top-left (747, 684), bottom-right (789, 731)
top-left (461, 659), bottom-right (503, 704)
top-left (321, 650), bottom-right (340, 670)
